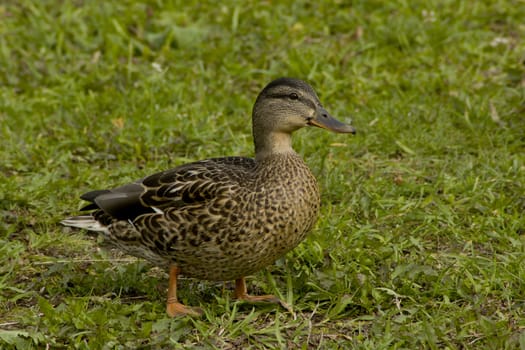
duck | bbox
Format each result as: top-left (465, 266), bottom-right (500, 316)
top-left (61, 77), bottom-right (356, 317)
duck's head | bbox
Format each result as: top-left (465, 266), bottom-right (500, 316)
top-left (252, 77), bottom-right (355, 158)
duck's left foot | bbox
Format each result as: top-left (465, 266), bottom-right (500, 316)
top-left (166, 265), bottom-right (203, 317)
top-left (166, 301), bottom-right (203, 318)
top-left (234, 277), bottom-right (292, 312)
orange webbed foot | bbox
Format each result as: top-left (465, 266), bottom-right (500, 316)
top-left (166, 300), bottom-right (203, 318)
top-left (166, 265), bottom-right (202, 318)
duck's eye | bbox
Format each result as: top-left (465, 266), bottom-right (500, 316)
top-left (289, 93), bottom-right (299, 100)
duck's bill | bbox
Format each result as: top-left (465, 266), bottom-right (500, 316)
top-left (308, 108), bottom-right (356, 134)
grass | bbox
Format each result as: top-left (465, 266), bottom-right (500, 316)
top-left (1, 0), bottom-right (524, 348)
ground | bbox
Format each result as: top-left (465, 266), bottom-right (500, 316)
top-left (1, 0), bottom-right (524, 348)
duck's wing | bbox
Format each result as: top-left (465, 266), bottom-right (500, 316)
top-left (73, 156), bottom-right (256, 223)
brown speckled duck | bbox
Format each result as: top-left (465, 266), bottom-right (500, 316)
top-left (61, 78), bottom-right (355, 317)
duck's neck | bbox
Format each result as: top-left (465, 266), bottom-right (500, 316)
top-left (254, 131), bottom-right (296, 161)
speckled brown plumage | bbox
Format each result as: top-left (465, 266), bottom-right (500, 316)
top-left (62, 77), bottom-right (355, 317)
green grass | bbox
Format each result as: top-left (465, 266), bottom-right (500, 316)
top-left (1, 0), bottom-right (524, 348)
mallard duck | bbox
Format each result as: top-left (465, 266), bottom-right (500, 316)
top-left (62, 77), bottom-right (355, 317)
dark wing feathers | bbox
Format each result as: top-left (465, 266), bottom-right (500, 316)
top-left (80, 189), bottom-right (110, 211)
top-left (80, 189), bottom-right (111, 202)
top-left (81, 157), bottom-right (256, 221)
top-left (81, 183), bottom-right (153, 220)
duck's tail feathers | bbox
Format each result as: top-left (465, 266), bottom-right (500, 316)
top-left (61, 216), bottom-right (109, 233)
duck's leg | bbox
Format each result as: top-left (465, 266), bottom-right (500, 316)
top-left (234, 277), bottom-right (291, 311)
top-left (166, 265), bottom-right (202, 317)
